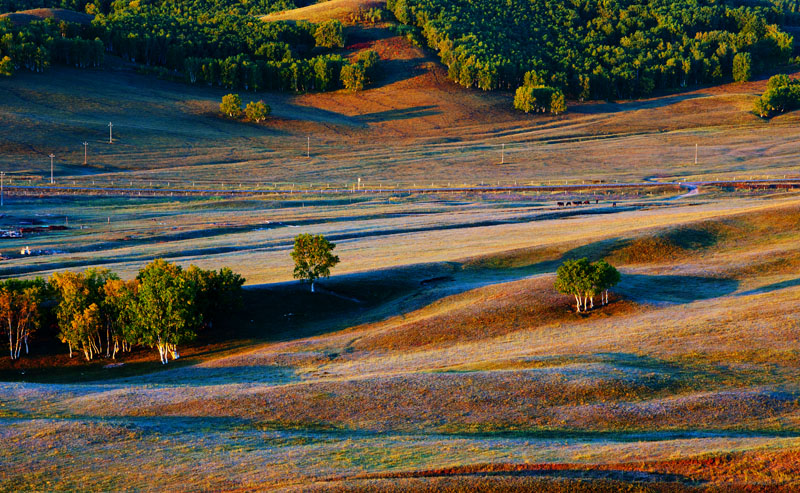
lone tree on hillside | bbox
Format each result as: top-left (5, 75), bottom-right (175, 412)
top-left (291, 234), bottom-right (340, 293)
top-left (220, 93), bottom-right (243, 118)
top-left (245, 100), bottom-right (270, 122)
top-left (555, 258), bottom-right (620, 312)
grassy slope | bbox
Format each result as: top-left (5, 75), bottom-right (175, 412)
top-left (4, 198), bottom-right (800, 490)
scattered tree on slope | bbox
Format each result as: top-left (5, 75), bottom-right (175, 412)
top-left (291, 233), bottom-right (340, 293)
top-left (754, 74), bottom-right (800, 117)
top-left (220, 93), bottom-right (243, 118)
top-left (245, 100), bottom-right (270, 122)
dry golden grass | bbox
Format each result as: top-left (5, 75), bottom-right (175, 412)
top-left (262, 0), bottom-right (384, 22)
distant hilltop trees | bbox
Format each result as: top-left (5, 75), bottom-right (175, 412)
top-left (388, 0), bottom-right (792, 113)
top-left (0, 0), bottom-right (381, 93)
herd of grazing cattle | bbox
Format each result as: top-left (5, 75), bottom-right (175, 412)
top-left (557, 199), bottom-right (602, 207)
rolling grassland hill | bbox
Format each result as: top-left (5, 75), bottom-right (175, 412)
top-left (2, 0), bottom-right (800, 490)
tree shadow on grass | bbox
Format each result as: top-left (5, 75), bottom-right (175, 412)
top-left (358, 105), bottom-right (442, 123)
top-left (570, 93), bottom-right (708, 114)
top-left (113, 364), bottom-right (300, 386)
top-left (616, 274), bottom-right (738, 304)
top-left (737, 278), bottom-right (800, 297)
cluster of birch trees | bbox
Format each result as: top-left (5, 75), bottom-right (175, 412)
top-left (555, 258), bottom-right (620, 313)
top-left (0, 259), bottom-right (244, 364)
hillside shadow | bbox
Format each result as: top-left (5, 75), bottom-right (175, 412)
top-left (616, 274), bottom-right (738, 304)
top-left (331, 466), bottom-right (704, 487)
top-left (366, 57), bottom-right (429, 88)
top-left (235, 235), bottom-right (639, 343)
top-left (118, 364), bottom-right (299, 386)
top-left (737, 278), bottom-right (800, 296)
top-left (358, 105), bottom-right (441, 123)
top-left (571, 93), bottom-right (707, 114)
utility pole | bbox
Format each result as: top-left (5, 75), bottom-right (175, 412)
top-left (83, 141), bottom-right (88, 165)
top-left (49, 154), bottom-right (55, 184)
top-left (501, 143), bottom-right (505, 164)
top-left (108, 122), bottom-right (113, 144)
top-left (695, 143), bottom-right (698, 165)
top-left (1, 171), bottom-right (4, 207)
top-left (307, 136), bottom-right (310, 158)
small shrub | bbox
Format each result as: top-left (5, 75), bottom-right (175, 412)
top-left (220, 93), bottom-right (242, 118)
top-left (245, 100), bottom-right (270, 122)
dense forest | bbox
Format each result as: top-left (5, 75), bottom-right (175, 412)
top-left (0, 0), bottom-right (376, 92)
top-left (388, 0), bottom-right (796, 107)
top-left (2, 0), bottom-right (798, 106)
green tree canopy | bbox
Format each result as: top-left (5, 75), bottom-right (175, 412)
top-left (291, 234), bottom-right (340, 292)
top-left (754, 74), bottom-right (800, 117)
top-left (733, 52), bottom-right (753, 82)
top-left (514, 85), bottom-right (564, 114)
top-left (340, 62), bottom-right (366, 91)
top-left (388, 0), bottom-right (794, 108)
top-left (555, 258), bottom-right (620, 312)
top-left (134, 259), bottom-right (197, 364)
top-left (183, 265), bottom-right (245, 333)
top-left (245, 100), bottom-right (270, 122)
top-left (220, 93), bottom-right (243, 118)
top-left (102, 278), bottom-right (140, 358)
top-left (314, 20), bottom-right (346, 49)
